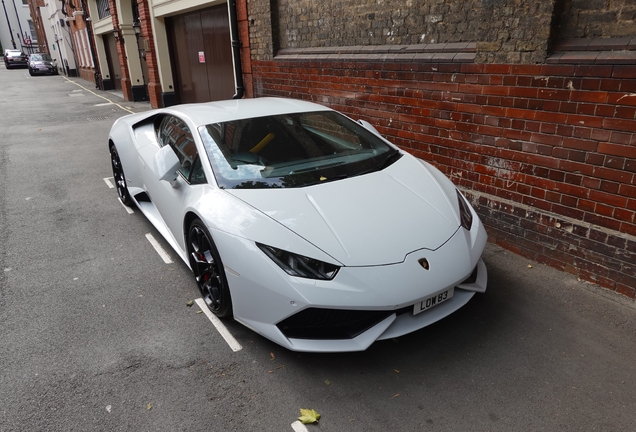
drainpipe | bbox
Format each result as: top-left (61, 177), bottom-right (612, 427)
top-left (227, 0), bottom-right (244, 99)
top-left (1, 0), bottom-right (15, 48)
top-left (10, 0), bottom-right (25, 50)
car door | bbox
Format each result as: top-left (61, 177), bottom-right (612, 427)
top-left (141, 114), bottom-right (208, 252)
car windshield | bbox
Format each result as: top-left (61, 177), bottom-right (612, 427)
top-left (198, 111), bottom-right (401, 189)
top-left (30, 54), bottom-right (51, 61)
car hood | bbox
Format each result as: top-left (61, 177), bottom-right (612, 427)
top-left (226, 155), bottom-right (460, 266)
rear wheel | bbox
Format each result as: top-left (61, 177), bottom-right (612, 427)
top-left (187, 219), bottom-right (233, 318)
top-left (110, 145), bottom-right (133, 206)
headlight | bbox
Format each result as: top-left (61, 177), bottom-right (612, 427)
top-left (257, 243), bottom-right (340, 280)
top-left (456, 190), bottom-right (473, 230)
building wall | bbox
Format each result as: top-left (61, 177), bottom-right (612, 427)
top-left (247, 0), bottom-right (636, 298)
top-left (557, 0), bottom-right (636, 39)
top-left (249, 0), bottom-right (556, 63)
top-left (0, 0), bottom-right (36, 53)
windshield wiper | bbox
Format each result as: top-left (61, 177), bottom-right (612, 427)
top-left (359, 149), bottom-right (402, 175)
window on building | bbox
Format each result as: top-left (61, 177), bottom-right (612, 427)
top-left (97, 0), bottom-right (111, 20)
top-left (28, 20), bottom-right (37, 42)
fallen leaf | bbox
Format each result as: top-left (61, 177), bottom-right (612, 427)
top-left (187, 300), bottom-right (194, 307)
top-left (527, 264), bottom-right (533, 269)
top-left (324, 379), bottom-right (330, 385)
top-left (392, 393), bottom-right (400, 398)
top-left (268, 365), bottom-right (284, 373)
top-left (298, 408), bottom-right (321, 424)
top-left (196, 310), bottom-right (203, 314)
top-left (270, 352), bottom-right (275, 360)
top-left (146, 403), bottom-right (153, 410)
top-left (394, 369), bottom-right (400, 373)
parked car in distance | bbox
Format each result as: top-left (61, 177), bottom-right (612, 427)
top-left (4, 50), bottom-right (28, 68)
top-left (28, 53), bottom-right (58, 75)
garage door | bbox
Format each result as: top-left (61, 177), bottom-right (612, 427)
top-left (167, 3), bottom-right (235, 104)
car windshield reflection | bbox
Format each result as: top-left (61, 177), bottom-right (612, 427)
top-left (29, 54), bottom-right (52, 61)
top-left (199, 111), bottom-right (400, 189)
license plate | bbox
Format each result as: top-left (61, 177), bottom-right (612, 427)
top-left (413, 288), bottom-right (454, 315)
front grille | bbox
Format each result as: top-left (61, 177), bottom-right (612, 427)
top-left (277, 308), bottom-right (393, 340)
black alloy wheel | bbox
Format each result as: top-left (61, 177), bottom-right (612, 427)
top-left (188, 219), bottom-right (233, 318)
top-left (110, 145), bottom-right (133, 206)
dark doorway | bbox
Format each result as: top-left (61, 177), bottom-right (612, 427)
top-left (166, 4), bottom-right (235, 104)
top-left (104, 33), bottom-right (123, 91)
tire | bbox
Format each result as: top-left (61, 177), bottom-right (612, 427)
top-left (28, 69), bottom-right (33, 76)
top-left (187, 219), bottom-right (233, 318)
top-left (110, 145), bottom-right (134, 206)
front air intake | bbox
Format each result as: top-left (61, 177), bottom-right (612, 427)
top-left (277, 308), bottom-right (393, 340)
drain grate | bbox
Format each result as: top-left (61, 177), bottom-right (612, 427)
top-left (87, 116), bottom-right (109, 122)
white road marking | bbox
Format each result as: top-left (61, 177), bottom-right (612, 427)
top-left (145, 233), bottom-right (173, 263)
top-left (195, 298), bottom-right (243, 352)
top-left (103, 177), bottom-right (114, 188)
top-left (118, 198), bottom-right (134, 214)
top-left (291, 421), bottom-right (309, 432)
top-left (103, 171), bottom-right (241, 352)
top-left (63, 77), bottom-right (135, 114)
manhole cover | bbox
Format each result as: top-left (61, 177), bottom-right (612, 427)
top-left (87, 116), bottom-right (109, 122)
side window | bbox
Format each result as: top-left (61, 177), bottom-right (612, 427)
top-left (156, 115), bottom-right (206, 184)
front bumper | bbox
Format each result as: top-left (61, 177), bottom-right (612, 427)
top-left (30, 65), bottom-right (57, 74)
top-left (6, 60), bottom-right (27, 67)
top-left (217, 219), bottom-right (488, 352)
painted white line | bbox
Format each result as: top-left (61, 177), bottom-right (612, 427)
top-left (145, 233), bottom-right (173, 263)
top-left (118, 198), bottom-right (134, 214)
top-left (62, 77), bottom-right (135, 114)
top-left (291, 421), bottom-right (309, 432)
top-left (103, 177), bottom-right (115, 188)
top-left (195, 298), bottom-right (243, 352)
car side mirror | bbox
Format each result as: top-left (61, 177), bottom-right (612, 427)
top-left (153, 145), bottom-right (180, 182)
top-left (357, 119), bottom-right (382, 137)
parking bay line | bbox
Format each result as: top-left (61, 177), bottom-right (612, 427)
top-left (291, 421), bottom-right (309, 432)
top-left (145, 233), bottom-right (173, 264)
top-left (104, 177), bottom-right (242, 351)
top-left (195, 298), bottom-right (243, 352)
top-left (104, 177), bottom-right (135, 213)
top-left (103, 177), bottom-right (115, 188)
top-left (119, 198), bottom-right (134, 214)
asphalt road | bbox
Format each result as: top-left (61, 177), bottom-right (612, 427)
top-left (1, 64), bottom-right (635, 431)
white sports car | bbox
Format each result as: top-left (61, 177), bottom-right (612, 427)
top-left (108, 97), bottom-right (487, 352)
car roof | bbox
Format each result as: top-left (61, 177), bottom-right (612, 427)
top-left (164, 97), bottom-right (333, 127)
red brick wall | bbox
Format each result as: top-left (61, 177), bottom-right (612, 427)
top-left (252, 59), bottom-right (636, 297)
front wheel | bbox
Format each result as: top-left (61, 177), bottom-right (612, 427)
top-left (187, 219), bottom-right (233, 318)
top-left (110, 145), bottom-right (134, 206)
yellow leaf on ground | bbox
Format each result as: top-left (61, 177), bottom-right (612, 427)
top-left (298, 408), bottom-right (321, 424)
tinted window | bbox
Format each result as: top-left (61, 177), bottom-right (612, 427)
top-left (198, 111), bottom-right (400, 189)
top-left (156, 115), bottom-right (206, 184)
